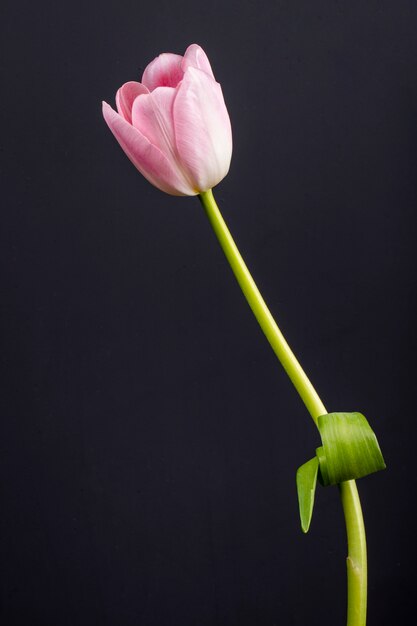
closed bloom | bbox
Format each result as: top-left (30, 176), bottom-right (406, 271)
top-left (102, 44), bottom-right (232, 196)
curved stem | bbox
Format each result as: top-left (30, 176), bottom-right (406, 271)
top-left (199, 189), bottom-right (367, 626)
top-left (198, 190), bottom-right (325, 424)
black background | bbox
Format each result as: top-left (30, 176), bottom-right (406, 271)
top-left (1, 1), bottom-right (416, 625)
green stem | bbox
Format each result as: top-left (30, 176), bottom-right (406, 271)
top-left (199, 189), bottom-right (367, 626)
top-left (340, 480), bottom-right (367, 626)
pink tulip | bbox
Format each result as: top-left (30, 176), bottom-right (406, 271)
top-left (102, 44), bottom-right (232, 196)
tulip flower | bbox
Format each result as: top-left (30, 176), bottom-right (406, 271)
top-left (102, 45), bottom-right (384, 626)
top-left (102, 44), bottom-right (232, 196)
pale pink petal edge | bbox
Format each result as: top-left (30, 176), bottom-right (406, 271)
top-left (102, 101), bottom-right (196, 196)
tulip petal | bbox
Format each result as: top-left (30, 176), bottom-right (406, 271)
top-left (173, 67), bottom-right (232, 192)
top-left (102, 101), bottom-right (195, 196)
top-left (131, 87), bottom-right (176, 156)
top-left (182, 44), bottom-right (215, 79)
top-left (116, 81), bottom-right (149, 123)
top-left (131, 87), bottom-right (196, 191)
top-left (142, 53), bottom-right (184, 91)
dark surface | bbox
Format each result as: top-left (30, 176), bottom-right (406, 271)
top-left (1, 1), bottom-right (416, 624)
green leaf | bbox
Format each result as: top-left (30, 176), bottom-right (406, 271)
top-left (295, 412), bottom-right (385, 532)
top-left (296, 457), bottom-right (319, 533)
top-left (317, 412), bottom-right (386, 486)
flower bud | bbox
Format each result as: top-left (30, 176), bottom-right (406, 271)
top-left (102, 44), bottom-right (232, 196)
